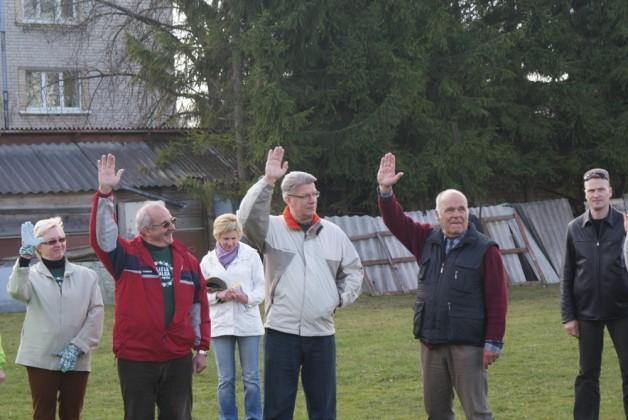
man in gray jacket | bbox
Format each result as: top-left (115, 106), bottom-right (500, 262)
top-left (562, 168), bottom-right (628, 419)
top-left (238, 146), bottom-right (363, 420)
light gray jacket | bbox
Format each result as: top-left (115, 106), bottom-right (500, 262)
top-left (7, 260), bottom-right (104, 371)
top-left (238, 178), bottom-right (363, 336)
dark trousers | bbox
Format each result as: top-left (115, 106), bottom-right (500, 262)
top-left (117, 354), bottom-right (193, 420)
top-left (26, 366), bottom-right (89, 420)
top-left (263, 328), bottom-right (336, 420)
top-left (574, 318), bottom-right (628, 420)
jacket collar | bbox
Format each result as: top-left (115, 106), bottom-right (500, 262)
top-left (427, 225), bottom-right (478, 249)
top-left (282, 207), bottom-right (321, 231)
top-left (582, 206), bottom-right (615, 227)
top-left (33, 259), bottom-right (74, 278)
top-left (132, 235), bottom-right (189, 272)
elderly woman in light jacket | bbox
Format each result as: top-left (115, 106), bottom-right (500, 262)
top-left (7, 217), bottom-right (104, 420)
top-left (200, 213), bottom-right (265, 420)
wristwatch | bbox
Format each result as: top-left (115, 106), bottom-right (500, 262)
top-left (197, 350), bottom-right (208, 356)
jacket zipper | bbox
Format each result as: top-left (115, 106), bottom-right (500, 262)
top-left (298, 231), bottom-right (308, 335)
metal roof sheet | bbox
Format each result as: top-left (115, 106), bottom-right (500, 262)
top-left (0, 141), bottom-right (236, 194)
top-left (512, 199), bottom-right (573, 274)
top-left (326, 201), bottom-right (562, 295)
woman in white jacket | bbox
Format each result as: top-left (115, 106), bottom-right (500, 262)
top-left (7, 217), bottom-right (104, 420)
top-left (200, 213), bottom-right (265, 420)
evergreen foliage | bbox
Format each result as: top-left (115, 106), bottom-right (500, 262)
top-left (106, 0), bottom-right (628, 214)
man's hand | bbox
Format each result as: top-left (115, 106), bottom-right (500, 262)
top-left (193, 351), bottom-right (208, 374)
top-left (97, 154), bottom-right (125, 194)
top-left (564, 320), bottom-right (579, 338)
top-left (19, 221), bottom-right (42, 259)
top-left (624, 213), bottom-right (628, 233)
top-left (263, 146), bottom-right (289, 186)
top-left (377, 153), bottom-right (404, 193)
top-left (0, 369), bottom-right (6, 383)
top-left (483, 350), bottom-right (499, 369)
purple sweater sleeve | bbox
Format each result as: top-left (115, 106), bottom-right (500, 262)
top-left (482, 245), bottom-right (508, 342)
top-left (378, 193), bottom-right (432, 259)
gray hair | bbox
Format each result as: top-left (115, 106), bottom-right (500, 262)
top-left (281, 171), bottom-right (317, 200)
top-left (135, 200), bottom-right (167, 232)
top-left (435, 189), bottom-right (468, 212)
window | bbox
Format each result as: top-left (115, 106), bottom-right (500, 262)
top-left (23, 0), bottom-right (76, 22)
top-left (25, 70), bottom-right (82, 113)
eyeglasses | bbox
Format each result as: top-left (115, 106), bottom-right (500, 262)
top-left (288, 192), bottom-right (320, 200)
top-left (583, 170), bottom-right (609, 181)
top-left (41, 237), bottom-right (66, 246)
top-left (150, 217), bottom-right (177, 229)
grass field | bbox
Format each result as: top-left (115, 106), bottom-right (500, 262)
top-left (0, 284), bottom-right (625, 419)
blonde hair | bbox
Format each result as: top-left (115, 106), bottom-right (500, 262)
top-left (212, 213), bottom-right (242, 240)
top-left (33, 217), bottom-right (65, 258)
top-left (34, 216), bottom-right (65, 239)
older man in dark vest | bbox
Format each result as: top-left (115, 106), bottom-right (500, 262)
top-left (377, 152), bottom-right (507, 420)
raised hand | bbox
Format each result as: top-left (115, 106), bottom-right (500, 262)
top-left (97, 154), bottom-right (125, 194)
top-left (377, 153), bottom-right (404, 193)
top-left (263, 146), bottom-right (289, 185)
top-left (19, 221), bottom-right (42, 259)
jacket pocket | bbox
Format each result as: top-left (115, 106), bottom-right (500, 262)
top-left (447, 305), bottom-right (484, 344)
top-left (450, 261), bottom-right (481, 294)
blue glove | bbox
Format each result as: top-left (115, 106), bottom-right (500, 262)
top-left (55, 344), bottom-right (83, 373)
top-left (20, 221), bottom-right (42, 257)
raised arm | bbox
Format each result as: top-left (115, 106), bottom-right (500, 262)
top-left (7, 222), bottom-right (44, 302)
top-left (89, 154), bottom-right (128, 278)
top-left (377, 153), bottom-right (431, 258)
top-left (238, 146), bottom-right (288, 251)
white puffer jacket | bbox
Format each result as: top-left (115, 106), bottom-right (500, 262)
top-left (200, 242), bottom-right (265, 337)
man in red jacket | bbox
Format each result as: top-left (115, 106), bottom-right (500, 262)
top-left (377, 152), bottom-right (507, 420)
top-left (89, 154), bottom-right (210, 420)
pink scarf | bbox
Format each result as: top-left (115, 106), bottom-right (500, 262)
top-left (216, 242), bottom-right (239, 269)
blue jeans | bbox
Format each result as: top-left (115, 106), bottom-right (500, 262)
top-left (212, 335), bottom-right (262, 420)
top-left (263, 328), bottom-right (336, 420)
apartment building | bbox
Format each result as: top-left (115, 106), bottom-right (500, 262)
top-left (0, 0), bottom-right (171, 128)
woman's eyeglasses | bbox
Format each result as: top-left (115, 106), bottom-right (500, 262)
top-left (41, 237), bottom-right (66, 246)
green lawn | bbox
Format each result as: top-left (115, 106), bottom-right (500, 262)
top-left (0, 285), bottom-right (625, 419)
